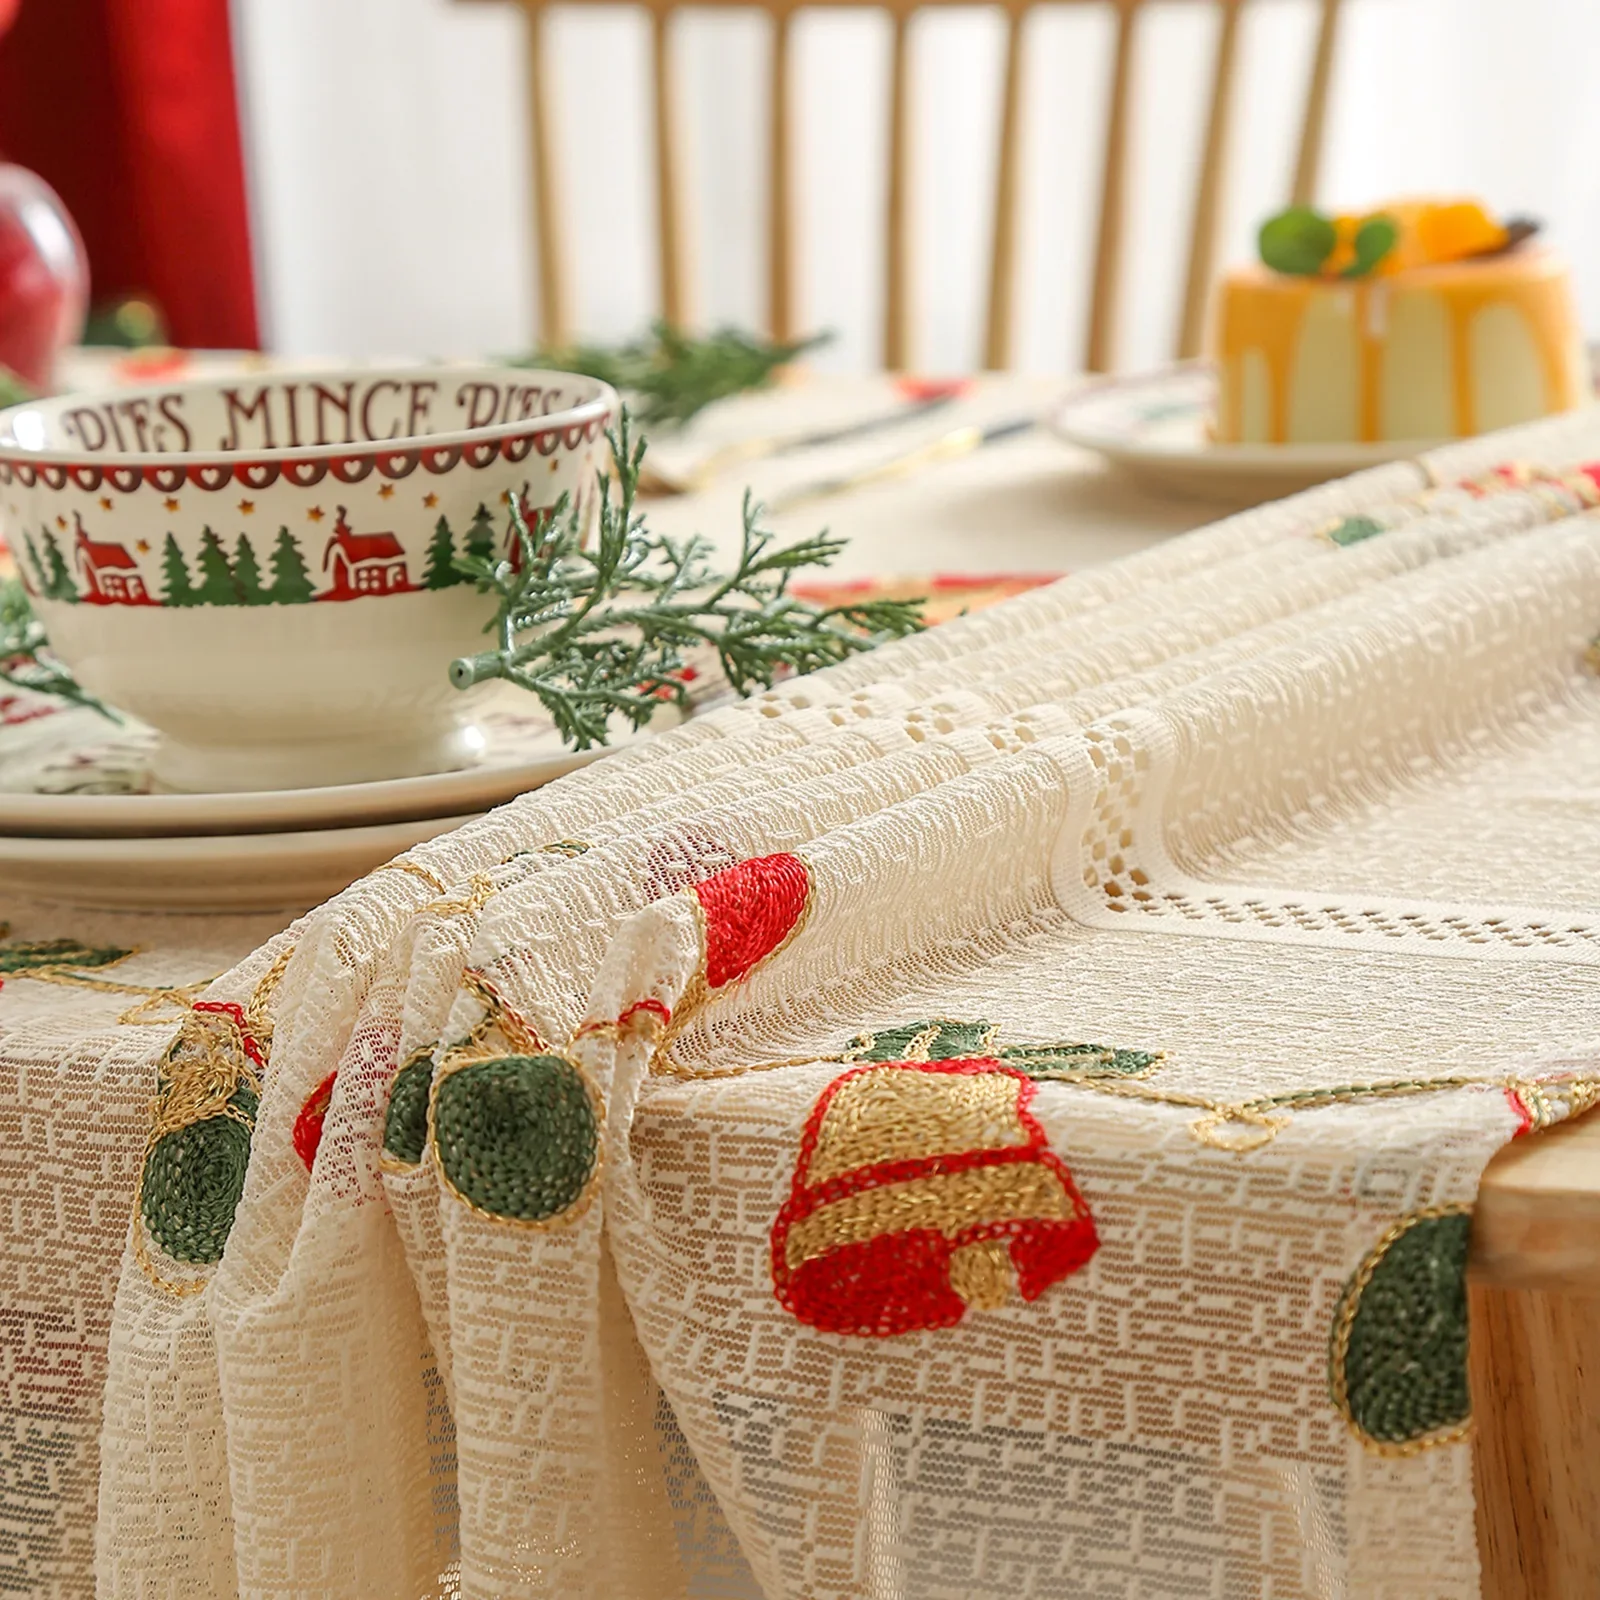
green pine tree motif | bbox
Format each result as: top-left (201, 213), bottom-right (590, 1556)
top-left (233, 534), bottom-right (268, 605)
top-left (464, 502), bottom-right (496, 564)
top-left (40, 530), bottom-right (77, 602)
top-left (266, 527), bottom-right (316, 605)
top-left (194, 528), bottom-right (240, 606)
top-left (422, 515), bottom-right (461, 589)
top-left (160, 534), bottom-right (199, 607)
top-left (21, 532), bottom-right (47, 597)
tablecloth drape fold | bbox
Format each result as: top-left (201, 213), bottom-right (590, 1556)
top-left (7, 404), bottom-right (1600, 1598)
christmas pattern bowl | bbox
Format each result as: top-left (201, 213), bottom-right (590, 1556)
top-left (0, 365), bottom-right (615, 790)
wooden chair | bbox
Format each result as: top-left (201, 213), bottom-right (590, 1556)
top-left (457, 0), bottom-right (1347, 371)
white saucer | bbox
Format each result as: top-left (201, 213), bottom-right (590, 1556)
top-left (0, 811), bottom-right (485, 912)
top-left (1051, 364), bottom-right (1435, 504)
top-left (0, 689), bottom-right (636, 838)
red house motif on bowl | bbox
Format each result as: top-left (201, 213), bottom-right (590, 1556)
top-left (320, 507), bottom-right (413, 600)
top-left (74, 515), bottom-right (153, 605)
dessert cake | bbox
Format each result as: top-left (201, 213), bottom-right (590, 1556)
top-left (1210, 200), bottom-right (1590, 445)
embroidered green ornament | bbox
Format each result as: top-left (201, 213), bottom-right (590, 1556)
top-left (1330, 1206), bottom-right (1472, 1452)
top-left (138, 1086), bottom-right (259, 1265)
top-left (0, 936), bottom-right (131, 973)
top-left (383, 1051), bottom-right (436, 1166)
top-left (433, 1054), bottom-right (599, 1223)
top-left (841, 1019), bottom-right (1160, 1077)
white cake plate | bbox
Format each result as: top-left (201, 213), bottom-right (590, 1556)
top-left (1051, 363), bottom-right (1437, 504)
top-left (0, 811), bottom-right (485, 912)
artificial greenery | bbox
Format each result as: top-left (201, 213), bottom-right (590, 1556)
top-left (448, 410), bottom-right (924, 750)
top-left (0, 409), bottom-right (923, 751)
top-left (0, 577), bottom-right (119, 720)
top-left (519, 320), bottom-right (826, 426)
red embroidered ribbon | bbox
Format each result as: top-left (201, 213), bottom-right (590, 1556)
top-left (693, 853), bottom-right (810, 989)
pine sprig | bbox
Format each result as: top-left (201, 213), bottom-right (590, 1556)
top-left (519, 320), bottom-right (827, 426)
top-left (0, 577), bottom-right (120, 720)
top-left (448, 410), bottom-right (924, 750)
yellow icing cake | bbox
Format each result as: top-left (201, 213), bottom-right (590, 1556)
top-left (1210, 248), bottom-right (1589, 445)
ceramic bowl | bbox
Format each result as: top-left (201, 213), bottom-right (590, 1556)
top-left (0, 365), bottom-right (616, 791)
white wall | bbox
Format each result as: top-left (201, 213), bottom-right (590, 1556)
top-left (232, 0), bottom-right (1600, 371)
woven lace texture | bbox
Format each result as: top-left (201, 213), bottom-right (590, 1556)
top-left (6, 403), bottom-right (1583, 1600)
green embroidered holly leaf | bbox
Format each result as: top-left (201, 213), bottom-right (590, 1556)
top-left (1259, 206), bottom-right (1338, 276)
top-left (999, 1043), bottom-right (1162, 1079)
top-left (383, 1051), bottom-right (436, 1166)
top-left (1332, 1209), bottom-right (1471, 1448)
top-left (1344, 214), bottom-right (1399, 278)
top-left (839, 1020), bottom-right (1160, 1077)
top-left (841, 1020), bottom-right (998, 1062)
top-left (1325, 515), bottom-right (1385, 547)
top-left (0, 937), bottom-right (132, 973)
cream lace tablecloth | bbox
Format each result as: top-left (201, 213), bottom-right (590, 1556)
top-left (5, 380), bottom-right (1600, 1600)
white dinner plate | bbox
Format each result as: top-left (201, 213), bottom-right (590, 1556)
top-left (0, 689), bottom-right (645, 838)
top-left (1050, 363), bottom-right (1437, 504)
top-left (0, 811), bottom-right (484, 912)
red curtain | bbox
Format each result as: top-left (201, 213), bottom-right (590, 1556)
top-left (0, 0), bottom-right (259, 349)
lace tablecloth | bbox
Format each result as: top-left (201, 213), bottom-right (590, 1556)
top-left (5, 378), bottom-right (1600, 1600)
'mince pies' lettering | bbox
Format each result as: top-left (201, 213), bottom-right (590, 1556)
top-left (220, 387), bottom-right (275, 451)
top-left (312, 381), bottom-right (357, 446)
top-left (358, 379), bottom-right (404, 442)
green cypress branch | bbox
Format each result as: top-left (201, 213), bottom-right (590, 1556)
top-left (0, 578), bottom-right (120, 721)
top-left (448, 410), bottom-right (925, 750)
top-left (517, 321), bottom-right (827, 427)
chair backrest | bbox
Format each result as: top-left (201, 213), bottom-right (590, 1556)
top-left (460, 0), bottom-right (1344, 371)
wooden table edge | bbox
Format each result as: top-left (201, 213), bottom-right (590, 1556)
top-left (1469, 1106), bottom-right (1600, 1293)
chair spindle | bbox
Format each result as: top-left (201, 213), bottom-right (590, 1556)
top-left (652, 7), bottom-right (690, 326)
top-left (884, 8), bottom-right (914, 370)
top-left (769, 9), bottom-right (795, 340)
top-left (1177, 0), bottom-right (1243, 360)
top-left (983, 6), bottom-right (1027, 371)
top-left (1086, 0), bottom-right (1142, 373)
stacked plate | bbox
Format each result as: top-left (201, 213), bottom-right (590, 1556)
top-left (0, 687), bottom-right (617, 912)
